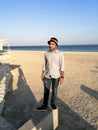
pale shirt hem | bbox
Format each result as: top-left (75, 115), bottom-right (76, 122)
top-left (44, 75), bottom-right (60, 79)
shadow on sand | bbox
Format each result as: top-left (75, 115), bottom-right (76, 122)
top-left (90, 66), bottom-right (98, 73)
top-left (1, 64), bottom-right (96, 130)
top-left (0, 50), bottom-right (7, 55)
top-left (80, 85), bottom-right (98, 100)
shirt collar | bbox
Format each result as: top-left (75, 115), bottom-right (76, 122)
top-left (48, 49), bottom-right (59, 53)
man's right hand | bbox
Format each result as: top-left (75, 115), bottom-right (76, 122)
top-left (41, 70), bottom-right (45, 80)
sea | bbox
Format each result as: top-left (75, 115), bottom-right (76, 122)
top-left (3, 44), bottom-right (98, 52)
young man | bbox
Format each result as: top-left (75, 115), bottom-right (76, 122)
top-left (37, 37), bottom-right (64, 111)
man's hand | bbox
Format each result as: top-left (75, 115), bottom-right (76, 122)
top-left (59, 77), bottom-right (64, 85)
top-left (60, 71), bottom-right (64, 84)
top-left (41, 70), bottom-right (45, 80)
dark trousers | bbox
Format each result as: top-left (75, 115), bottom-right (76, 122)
top-left (43, 77), bottom-right (59, 107)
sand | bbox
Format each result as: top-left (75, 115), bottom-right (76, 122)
top-left (1, 50), bottom-right (98, 130)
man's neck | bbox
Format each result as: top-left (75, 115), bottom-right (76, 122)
top-left (49, 49), bottom-right (57, 53)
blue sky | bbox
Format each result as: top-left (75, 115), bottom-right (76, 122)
top-left (0, 0), bottom-right (98, 46)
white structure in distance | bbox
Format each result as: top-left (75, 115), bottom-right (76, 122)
top-left (0, 39), bottom-right (9, 50)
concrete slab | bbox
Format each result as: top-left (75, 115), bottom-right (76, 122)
top-left (0, 100), bottom-right (5, 114)
top-left (18, 108), bottom-right (58, 130)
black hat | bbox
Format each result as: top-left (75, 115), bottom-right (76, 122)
top-left (48, 37), bottom-right (58, 46)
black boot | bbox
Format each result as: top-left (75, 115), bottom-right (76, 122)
top-left (36, 105), bottom-right (47, 111)
top-left (51, 104), bottom-right (57, 109)
top-left (36, 92), bottom-right (49, 111)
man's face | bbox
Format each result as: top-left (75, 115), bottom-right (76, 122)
top-left (49, 41), bottom-right (57, 51)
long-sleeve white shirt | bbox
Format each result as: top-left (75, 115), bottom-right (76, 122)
top-left (42, 50), bottom-right (64, 79)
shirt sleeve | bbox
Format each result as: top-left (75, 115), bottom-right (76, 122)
top-left (42, 53), bottom-right (46, 71)
top-left (59, 52), bottom-right (64, 71)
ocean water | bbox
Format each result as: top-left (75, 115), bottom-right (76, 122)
top-left (3, 44), bottom-right (98, 52)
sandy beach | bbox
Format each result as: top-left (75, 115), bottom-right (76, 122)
top-left (1, 50), bottom-right (98, 130)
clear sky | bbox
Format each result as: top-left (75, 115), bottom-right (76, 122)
top-left (0, 0), bottom-right (98, 46)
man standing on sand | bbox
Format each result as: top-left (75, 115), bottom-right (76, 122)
top-left (37, 37), bottom-right (64, 111)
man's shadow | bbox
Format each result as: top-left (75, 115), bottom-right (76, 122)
top-left (2, 65), bottom-right (38, 128)
top-left (1, 64), bottom-right (96, 130)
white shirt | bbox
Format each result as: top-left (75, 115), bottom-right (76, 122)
top-left (42, 50), bottom-right (64, 79)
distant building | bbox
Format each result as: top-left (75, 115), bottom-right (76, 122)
top-left (0, 39), bottom-right (9, 50)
